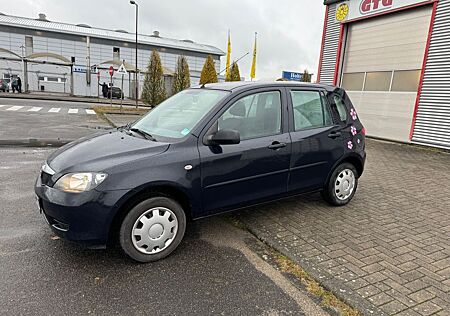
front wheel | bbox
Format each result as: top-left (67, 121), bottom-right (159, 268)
top-left (322, 162), bottom-right (358, 206)
top-left (119, 197), bottom-right (186, 262)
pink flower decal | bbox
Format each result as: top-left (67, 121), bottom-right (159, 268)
top-left (351, 126), bottom-right (357, 136)
top-left (350, 108), bottom-right (357, 120)
top-left (347, 141), bottom-right (353, 150)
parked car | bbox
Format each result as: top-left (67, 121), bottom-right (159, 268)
top-left (35, 82), bottom-right (366, 263)
top-left (0, 79), bottom-right (9, 92)
top-left (107, 86), bottom-right (124, 99)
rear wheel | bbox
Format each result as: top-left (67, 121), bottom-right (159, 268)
top-left (322, 162), bottom-right (358, 206)
top-left (119, 197), bottom-right (186, 262)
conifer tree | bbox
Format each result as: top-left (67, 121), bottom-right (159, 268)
top-left (230, 62), bottom-right (241, 81)
top-left (141, 50), bottom-right (166, 106)
top-left (199, 55), bottom-right (218, 85)
top-left (172, 56), bottom-right (191, 95)
top-left (301, 69), bottom-right (311, 83)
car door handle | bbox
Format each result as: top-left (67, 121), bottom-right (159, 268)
top-left (328, 131), bottom-right (342, 139)
top-left (268, 141), bottom-right (287, 150)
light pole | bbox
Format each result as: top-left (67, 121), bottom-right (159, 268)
top-left (130, 0), bottom-right (139, 108)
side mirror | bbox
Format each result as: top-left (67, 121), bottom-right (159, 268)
top-left (205, 129), bottom-right (240, 146)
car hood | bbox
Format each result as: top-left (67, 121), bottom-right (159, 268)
top-left (47, 130), bottom-right (170, 173)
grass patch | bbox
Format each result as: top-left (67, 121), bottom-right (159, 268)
top-left (92, 105), bottom-right (149, 116)
top-left (272, 252), bottom-right (361, 316)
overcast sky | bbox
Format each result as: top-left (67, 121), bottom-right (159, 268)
top-left (4, 0), bottom-right (325, 81)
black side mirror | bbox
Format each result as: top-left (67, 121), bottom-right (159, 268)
top-left (205, 129), bottom-right (240, 146)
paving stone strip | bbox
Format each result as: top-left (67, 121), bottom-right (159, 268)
top-left (239, 139), bottom-right (450, 316)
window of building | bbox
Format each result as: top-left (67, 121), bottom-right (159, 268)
top-left (364, 71), bottom-right (392, 91)
top-left (291, 91), bottom-right (332, 131)
top-left (333, 95), bottom-right (348, 123)
top-left (113, 47), bottom-right (120, 61)
top-left (25, 36), bottom-right (33, 56)
top-left (342, 73), bottom-right (365, 91)
top-left (218, 91), bottom-right (281, 140)
top-left (391, 70), bottom-right (421, 92)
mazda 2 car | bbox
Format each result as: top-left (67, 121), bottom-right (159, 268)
top-left (35, 82), bottom-right (366, 262)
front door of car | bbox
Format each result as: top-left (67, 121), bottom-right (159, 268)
top-left (287, 89), bottom-right (345, 193)
top-left (198, 89), bottom-right (291, 216)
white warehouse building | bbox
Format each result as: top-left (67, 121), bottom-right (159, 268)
top-left (0, 13), bottom-right (224, 98)
top-left (318, 0), bottom-right (450, 149)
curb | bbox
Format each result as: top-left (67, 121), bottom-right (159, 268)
top-left (0, 94), bottom-right (148, 107)
top-left (241, 220), bottom-right (386, 316)
top-left (0, 138), bottom-right (73, 147)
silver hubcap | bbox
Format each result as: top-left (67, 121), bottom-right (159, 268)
top-left (334, 169), bottom-right (355, 201)
top-left (131, 207), bottom-right (178, 254)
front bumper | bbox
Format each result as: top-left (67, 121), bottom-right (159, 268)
top-left (35, 176), bottom-right (129, 248)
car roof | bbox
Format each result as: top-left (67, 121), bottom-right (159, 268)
top-left (192, 81), bottom-right (337, 92)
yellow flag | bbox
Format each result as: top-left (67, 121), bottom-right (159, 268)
top-left (250, 32), bottom-right (257, 80)
top-left (225, 31), bottom-right (231, 79)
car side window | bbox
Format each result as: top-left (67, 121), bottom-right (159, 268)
top-left (217, 91), bottom-right (282, 140)
top-left (333, 95), bottom-right (348, 123)
top-left (290, 91), bottom-right (332, 131)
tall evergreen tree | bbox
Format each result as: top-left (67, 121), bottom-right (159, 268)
top-left (172, 56), bottom-right (191, 95)
top-left (141, 50), bottom-right (166, 106)
top-left (199, 55), bottom-right (218, 85)
top-left (301, 69), bottom-right (311, 83)
top-left (230, 62), bottom-right (241, 81)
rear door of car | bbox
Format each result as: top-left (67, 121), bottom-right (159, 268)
top-left (287, 88), bottom-right (345, 193)
top-left (198, 87), bottom-right (291, 216)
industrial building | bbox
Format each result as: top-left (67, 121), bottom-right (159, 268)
top-left (0, 13), bottom-right (224, 98)
top-left (318, 0), bottom-right (450, 149)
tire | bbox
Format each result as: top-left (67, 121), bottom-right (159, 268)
top-left (119, 197), bottom-right (186, 263)
top-left (322, 162), bottom-right (358, 206)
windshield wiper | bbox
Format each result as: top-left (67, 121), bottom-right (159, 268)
top-left (130, 128), bottom-right (157, 141)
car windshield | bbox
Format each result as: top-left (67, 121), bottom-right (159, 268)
top-left (132, 89), bottom-right (229, 141)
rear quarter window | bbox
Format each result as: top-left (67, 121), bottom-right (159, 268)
top-left (333, 95), bottom-right (348, 123)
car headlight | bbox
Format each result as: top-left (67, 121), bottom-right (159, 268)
top-left (53, 172), bottom-right (107, 193)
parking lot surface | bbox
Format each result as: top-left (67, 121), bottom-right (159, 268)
top-left (0, 148), bottom-right (327, 316)
top-left (240, 139), bottom-right (450, 316)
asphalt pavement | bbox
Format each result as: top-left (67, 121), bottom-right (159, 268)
top-left (0, 147), bottom-right (329, 315)
top-left (0, 98), bottom-right (111, 145)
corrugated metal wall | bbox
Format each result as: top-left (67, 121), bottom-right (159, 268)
top-left (412, 0), bottom-right (450, 149)
top-left (319, 4), bottom-right (341, 85)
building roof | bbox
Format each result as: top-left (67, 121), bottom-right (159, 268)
top-left (323, 0), bottom-right (345, 5)
top-left (0, 13), bottom-right (225, 56)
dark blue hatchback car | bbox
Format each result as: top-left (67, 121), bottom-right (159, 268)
top-left (35, 82), bottom-right (366, 262)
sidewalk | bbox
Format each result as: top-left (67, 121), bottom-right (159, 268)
top-left (0, 91), bottom-right (147, 107)
top-left (239, 139), bottom-right (450, 316)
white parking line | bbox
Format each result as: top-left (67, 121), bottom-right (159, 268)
top-left (28, 107), bottom-right (43, 112)
top-left (6, 106), bottom-right (24, 111)
top-left (48, 108), bottom-right (61, 113)
top-left (85, 109), bottom-right (96, 115)
top-left (0, 105), bottom-right (6, 108)
top-left (68, 108), bottom-right (78, 114)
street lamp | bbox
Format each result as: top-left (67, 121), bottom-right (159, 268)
top-left (130, 0), bottom-right (139, 108)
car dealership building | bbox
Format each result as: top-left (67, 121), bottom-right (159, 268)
top-left (318, 0), bottom-right (450, 149)
top-left (0, 13), bottom-right (224, 98)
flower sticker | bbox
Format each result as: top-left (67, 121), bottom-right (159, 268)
top-left (351, 126), bottom-right (357, 136)
top-left (347, 141), bottom-right (353, 150)
top-left (350, 108), bottom-right (358, 121)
